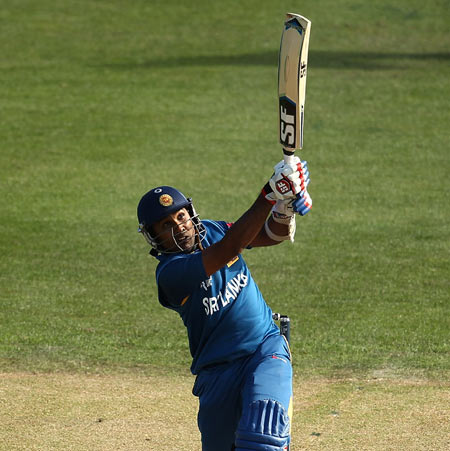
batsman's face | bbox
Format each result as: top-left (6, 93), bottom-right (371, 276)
top-left (153, 208), bottom-right (196, 252)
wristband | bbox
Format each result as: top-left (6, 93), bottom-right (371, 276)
top-left (264, 217), bottom-right (296, 242)
top-left (272, 210), bottom-right (293, 225)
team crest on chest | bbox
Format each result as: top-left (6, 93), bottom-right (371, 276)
top-left (159, 194), bottom-right (173, 207)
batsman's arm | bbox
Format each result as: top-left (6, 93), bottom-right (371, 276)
top-left (202, 160), bottom-right (304, 277)
top-left (201, 197), bottom-right (295, 276)
top-left (202, 194), bottom-right (272, 277)
top-left (249, 214), bottom-right (292, 247)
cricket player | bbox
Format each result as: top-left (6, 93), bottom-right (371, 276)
top-left (137, 158), bottom-right (312, 450)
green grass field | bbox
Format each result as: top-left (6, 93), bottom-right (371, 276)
top-left (1, 1), bottom-right (449, 448)
top-left (1, 0), bottom-right (449, 386)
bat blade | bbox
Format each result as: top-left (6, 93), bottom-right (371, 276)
top-left (278, 13), bottom-right (311, 157)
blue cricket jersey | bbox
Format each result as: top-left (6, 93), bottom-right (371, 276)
top-left (155, 220), bottom-right (280, 374)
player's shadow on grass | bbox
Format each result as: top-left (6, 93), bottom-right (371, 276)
top-left (105, 50), bottom-right (450, 71)
top-left (310, 50), bottom-right (450, 70)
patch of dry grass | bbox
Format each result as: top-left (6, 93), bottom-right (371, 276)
top-left (0, 372), bottom-right (448, 450)
top-left (0, 372), bottom-right (199, 450)
top-left (291, 374), bottom-right (450, 450)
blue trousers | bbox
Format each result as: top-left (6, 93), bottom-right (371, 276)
top-left (192, 334), bottom-right (293, 451)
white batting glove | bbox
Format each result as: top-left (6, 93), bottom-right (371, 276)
top-left (292, 190), bottom-right (312, 216)
top-left (297, 160), bottom-right (310, 195)
top-left (262, 158), bottom-right (303, 204)
top-left (291, 159), bottom-right (312, 216)
top-left (272, 199), bottom-right (295, 223)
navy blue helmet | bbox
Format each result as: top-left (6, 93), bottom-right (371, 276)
top-left (137, 186), bottom-right (206, 256)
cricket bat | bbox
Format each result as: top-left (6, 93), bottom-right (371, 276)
top-left (278, 13), bottom-right (311, 164)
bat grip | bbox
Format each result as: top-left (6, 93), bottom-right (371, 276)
top-left (283, 148), bottom-right (296, 164)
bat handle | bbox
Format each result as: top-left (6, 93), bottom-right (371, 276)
top-left (283, 148), bottom-right (296, 164)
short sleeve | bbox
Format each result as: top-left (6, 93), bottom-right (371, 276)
top-left (157, 252), bottom-right (207, 307)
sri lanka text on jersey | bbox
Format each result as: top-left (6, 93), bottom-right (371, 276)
top-left (202, 272), bottom-right (248, 316)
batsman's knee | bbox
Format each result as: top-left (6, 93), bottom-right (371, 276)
top-left (235, 399), bottom-right (290, 450)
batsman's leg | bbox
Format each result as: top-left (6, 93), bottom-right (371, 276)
top-left (193, 360), bottom-right (247, 451)
top-left (235, 334), bottom-right (293, 450)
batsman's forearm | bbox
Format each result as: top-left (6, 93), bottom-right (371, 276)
top-left (250, 215), bottom-right (291, 247)
top-left (228, 194), bottom-right (273, 252)
top-left (201, 194), bottom-right (272, 276)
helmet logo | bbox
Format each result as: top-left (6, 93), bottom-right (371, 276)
top-left (159, 194), bottom-right (173, 207)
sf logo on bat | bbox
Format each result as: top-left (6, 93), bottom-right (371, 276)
top-left (279, 96), bottom-right (296, 148)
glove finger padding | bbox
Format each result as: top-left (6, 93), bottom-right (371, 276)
top-left (299, 161), bottom-right (310, 193)
top-left (292, 190), bottom-right (312, 216)
top-left (283, 159), bottom-right (310, 195)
